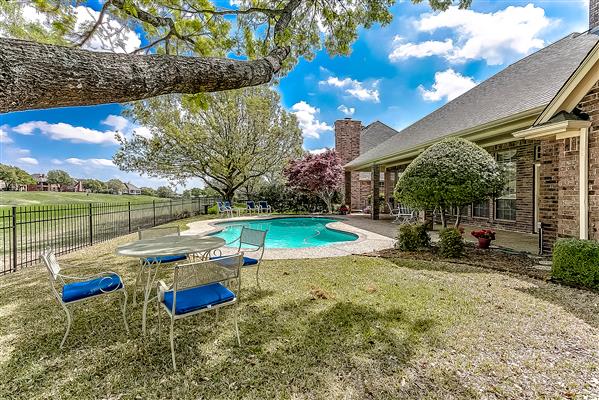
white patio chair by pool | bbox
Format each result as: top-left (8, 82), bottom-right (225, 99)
top-left (156, 253), bottom-right (244, 370)
top-left (133, 226), bottom-right (187, 305)
top-left (258, 201), bottom-right (272, 214)
top-left (393, 205), bottom-right (418, 224)
top-left (211, 226), bottom-right (267, 286)
top-left (387, 201), bottom-right (401, 218)
top-left (40, 247), bottom-right (129, 348)
top-left (217, 201), bottom-right (234, 218)
top-left (246, 200), bottom-right (258, 215)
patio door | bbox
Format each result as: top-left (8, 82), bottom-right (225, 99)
top-left (534, 163), bottom-right (541, 233)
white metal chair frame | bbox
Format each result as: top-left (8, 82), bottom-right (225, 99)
top-left (392, 204), bottom-right (418, 224)
top-left (217, 201), bottom-right (238, 218)
top-left (257, 201), bottom-right (272, 214)
top-left (40, 248), bottom-right (129, 348)
top-left (246, 201), bottom-right (258, 215)
top-left (225, 226), bottom-right (267, 286)
top-left (156, 253), bottom-right (243, 370)
top-left (134, 226), bottom-right (185, 306)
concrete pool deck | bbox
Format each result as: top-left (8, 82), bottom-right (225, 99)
top-left (182, 215), bottom-right (395, 259)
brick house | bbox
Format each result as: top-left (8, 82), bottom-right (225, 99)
top-left (343, 1), bottom-right (599, 253)
top-left (335, 119), bottom-right (398, 211)
top-left (27, 174), bottom-right (60, 192)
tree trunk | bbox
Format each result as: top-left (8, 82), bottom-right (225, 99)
top-left (454, 208), bottom-right (462, 228)
top-left (440, 208), bottom-right (447, 228)
top-left (0, 38), bottom-right (288, 112)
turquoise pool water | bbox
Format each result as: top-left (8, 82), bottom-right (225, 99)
top-left (210, 217), bottom-right (358, 249)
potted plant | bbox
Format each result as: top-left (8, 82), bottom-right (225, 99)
top-left (339, 204), bottom-right (349, 215)
top-left (471, 229), bottom-right (496, 249)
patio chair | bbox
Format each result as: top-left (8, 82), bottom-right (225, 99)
top-left (246, 200), bottom-right (258, 215)
top-left (156, 253), bottom-right (244, 370)
top-left (224, 201), bottom-right (240, 217)
top-left (217, 201), bottom-right (233, 218)
top-left (211, 226), bottom-right (267, 286)
top-left (387, 201), bottom-right (401, 218)
top-left (40, 247), bottom-right (129, 348)
top-left (134, 227), bottom-right (187, 304)
top-left (393, 205), bottom-right (418, 225)
top-left (258, 200), bottom-right (272, 214)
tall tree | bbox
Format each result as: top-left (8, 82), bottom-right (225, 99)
top-left (0, 1), bottom-right (471, 112)
top-left (394, 138), bottom-right (504, 228)
top-left (105, 179), bottom-right (126, 194)
top-left (0, 164), bottom-right (35, 189)
top-left (114, 86), bottom-right (303, 201)
top-left (47, 169), bottom-right (74, 189)
top-left (82, 179), bottom-right (106, 193)
top-left (284, 150), bottom-right (343, 214)
top-left (156, 186), bottom-right (175, 198)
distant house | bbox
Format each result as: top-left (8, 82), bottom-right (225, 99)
top-left (63, 180), bottom-right (85, 193)
top-left (124, 182), bottom-right (141, 195)
top-left (28, 174), bottom-right (60, 192)
top-left (0, 180), bottom-right (27, 191)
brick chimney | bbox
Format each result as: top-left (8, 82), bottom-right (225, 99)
top-left (591, 0), bottom-right (599, 32)
top-left (334, 118), bottom-right (362, 165)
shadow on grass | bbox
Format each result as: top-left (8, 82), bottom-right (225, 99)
top-left (386, 257), bottom-right (485, 274)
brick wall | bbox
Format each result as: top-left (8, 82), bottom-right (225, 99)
top-left (579, 81), bottom-right (599, 241)
top-left (591, 0), bottom-right (599, 31)
top-left (335, 119), bottom-right (363, 209)
top-left (539, 139), bottom-right (560, 252)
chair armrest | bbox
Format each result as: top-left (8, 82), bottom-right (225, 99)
top-left (58, 271), bottom-right (121, 282)
top-left (157, 280), bottom-right (169, 301)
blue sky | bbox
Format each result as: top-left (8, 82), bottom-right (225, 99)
top-left (0, 0), bottom-right (590, 189)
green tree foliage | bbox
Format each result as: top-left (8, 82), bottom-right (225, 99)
top-left (82, 179), bottom-right (106, 193)
top-left (140, 187), bottom-right (157, 197)
top-left (395, 138), bottom-right (504, 228)
top-left (0, 164), bottom-right (35, 189)
top-left (47, 169), bottom-right (74, 188)
top-left (114, 86), bottom-right (303, 201)
top-left (105, 179), bottom-right (126, 194)
top-left (156, 186), bottom-right (175, 198)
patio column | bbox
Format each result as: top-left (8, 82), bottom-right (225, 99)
top-left (384, 169), bottom-right (393, 210)
top-left (344, 170), bottom-right (352, 210)
top-left (372, 164), bottom-right (380, 220)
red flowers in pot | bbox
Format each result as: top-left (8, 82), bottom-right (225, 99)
top-left (471, 229), bottom-right (496, 249)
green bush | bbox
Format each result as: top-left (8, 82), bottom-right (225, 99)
top-left (552, 239), bottom-right (599, 290)
top-left (396, 223), bottom-right (431, 251)
top-left (439, 228), bottom-right (464, 258)
top-left (207, 204), bottom-right (218, 215)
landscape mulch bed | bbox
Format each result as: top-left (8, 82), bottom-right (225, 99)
top-left (373, 245), bottom-right (550, 280)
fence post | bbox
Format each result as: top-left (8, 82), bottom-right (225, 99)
top-left (88, 203), bottom-right (93, 245)
top-left (197, 197), bottom-right (201, 214)
top-left (11, 207), bottom-right (17, 272)
top-left (128, 202), bottom-right (131, 233)
top-left (153, 200), bottom-right (156, 226)
top-left (170, 199), bottom-right (173, 220)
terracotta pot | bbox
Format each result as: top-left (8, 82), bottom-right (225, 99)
top-left (477, 237), bottom-right (491, 249)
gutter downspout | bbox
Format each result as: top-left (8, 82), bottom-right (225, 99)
top-left (580, 127), bottom-right (589, 240)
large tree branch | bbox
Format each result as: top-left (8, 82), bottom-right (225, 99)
top-left (0, 38), bottom-right (289, 112)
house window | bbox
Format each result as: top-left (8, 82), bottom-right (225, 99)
top-left (534, 145), bottom-right (541, 161)
top-left (495, 150), bottom-right (517, 221)
top-left (472, 199), bottom-right (489, 218)
top-left (564, 137), bottom-right (579, 153)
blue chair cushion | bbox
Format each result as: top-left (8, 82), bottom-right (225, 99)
top-left (62, 273), bottom-right (123, 303)
top-left (143, 254), bottom-right (187, 264)
top-left (210, 255), bottom-right (258, 266)
top-left (162, 283), bottom-right (235, 315)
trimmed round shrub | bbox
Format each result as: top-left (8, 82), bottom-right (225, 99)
top-left (552, 239), bottom-right (599, 290)
top-left (396, 223), bottom-right (431, 251)
top-left (439, 228), bottom-right (464, 258)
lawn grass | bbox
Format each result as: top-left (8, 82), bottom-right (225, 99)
top-left (0, 236), bottom-right (597, 399)
top-left (0, 191), bottom-right (164, 207)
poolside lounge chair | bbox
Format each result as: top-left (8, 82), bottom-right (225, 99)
top-left (40, 247), bottom-right (129, 348)
top-left (224, 201), bottom-right (240, 217)
top-left (217, 201), bottom-right (234, 218)
top-left (157, 254), bottom-right (244, 370)
top-left (211, 226), bottom-right (267, 286)
top-left (258, 201), bottom-right (272, 214)
top-left (246, 200), bottom-right (258, 214)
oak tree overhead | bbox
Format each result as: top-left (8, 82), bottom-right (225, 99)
top-left (113, 86), bottom-right (303, 202)
top-left (0, 0), bottom-right (471, 113)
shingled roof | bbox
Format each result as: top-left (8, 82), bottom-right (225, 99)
top-left (346, 32), bottom-right (599, 169)
top-left (359, 121), bottom-right (398, 153)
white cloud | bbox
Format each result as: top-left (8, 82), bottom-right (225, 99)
top-left (320, 76), bottom-right (380, 102)
top-left (12, 121), bottom-right (119, 145)
top-left (290, 101), bottom-right (333, 139)
top-left (101, 115), bottom-right (129, 131)
top-left (390, 4), bottom-right (551, 66)
top-left (51, 159), bottom-right (64, 165)
top-left (65, 158), bottom-right (116, 167)
top-left (0, 127), bottom-right (13, 144)
top-left (419, 69), bottom-right (477, 102)
top-left (337, 105), bottom-right (355, 117)
top-left (389, 37), bottom-right (454, 61)
top-left (16, 157), bottom-right (39, 166)
top-left (308, 148), bottom-right (328, 155)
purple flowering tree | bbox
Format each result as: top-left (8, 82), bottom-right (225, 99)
top-left (284, 150), bottom-right (344, 213)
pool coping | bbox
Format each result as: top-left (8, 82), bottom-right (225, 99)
top-left (182, 214), bottom-right (395, 260)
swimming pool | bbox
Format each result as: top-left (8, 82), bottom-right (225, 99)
top-left (209, 217), bottom-right (358, 249)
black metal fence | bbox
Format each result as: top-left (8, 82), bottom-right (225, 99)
top-left (0, 197), bottom-right (219, 275)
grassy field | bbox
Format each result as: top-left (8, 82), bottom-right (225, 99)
top-left (0, 235), bottom-right (597, 399)
top-left (0, 191), bottom-right (164, 207)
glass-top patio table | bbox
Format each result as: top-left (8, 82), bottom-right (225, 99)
top-left (116, 235), bottom-right (225, 335)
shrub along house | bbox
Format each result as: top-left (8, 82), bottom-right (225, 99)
top-left (343, 1), bottom-right (599, 253)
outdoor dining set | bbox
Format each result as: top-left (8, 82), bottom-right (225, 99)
top-left (40, 224), bottom-right (268, 370)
